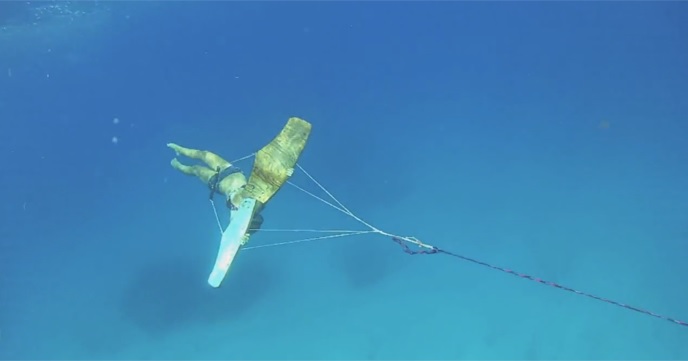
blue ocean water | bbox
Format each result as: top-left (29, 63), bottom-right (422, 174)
top-left (0, 1), bottom-right (687, 359)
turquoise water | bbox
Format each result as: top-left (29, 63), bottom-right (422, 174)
top-left (1, 2), bottom-right (687, 359)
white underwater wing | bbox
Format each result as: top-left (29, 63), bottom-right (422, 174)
top-left (207, 198), bottom-right (258, 288)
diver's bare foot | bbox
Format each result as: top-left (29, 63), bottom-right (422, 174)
top-left (170, 158), bottom-right (183, 170)
top-left (167, 143), bottom-right (182, 155)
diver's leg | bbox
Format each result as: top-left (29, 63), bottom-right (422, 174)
top-left (167, 143), bottom-right (231, 171)
top-left (170, 158), bottom-right (216, 185)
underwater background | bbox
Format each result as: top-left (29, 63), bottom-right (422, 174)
top-left (1, 1), bottom-right (687, 359)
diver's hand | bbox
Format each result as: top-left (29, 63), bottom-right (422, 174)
top-left (240, 234), bottom-right (250, 246)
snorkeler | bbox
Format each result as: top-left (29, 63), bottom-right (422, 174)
top-left (167, 117), bottom-right (312, 287)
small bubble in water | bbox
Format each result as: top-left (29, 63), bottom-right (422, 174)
top-left (113, 117), bottom-right (120, 125)
top-left (112, 136), bottom-right (119, 144)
